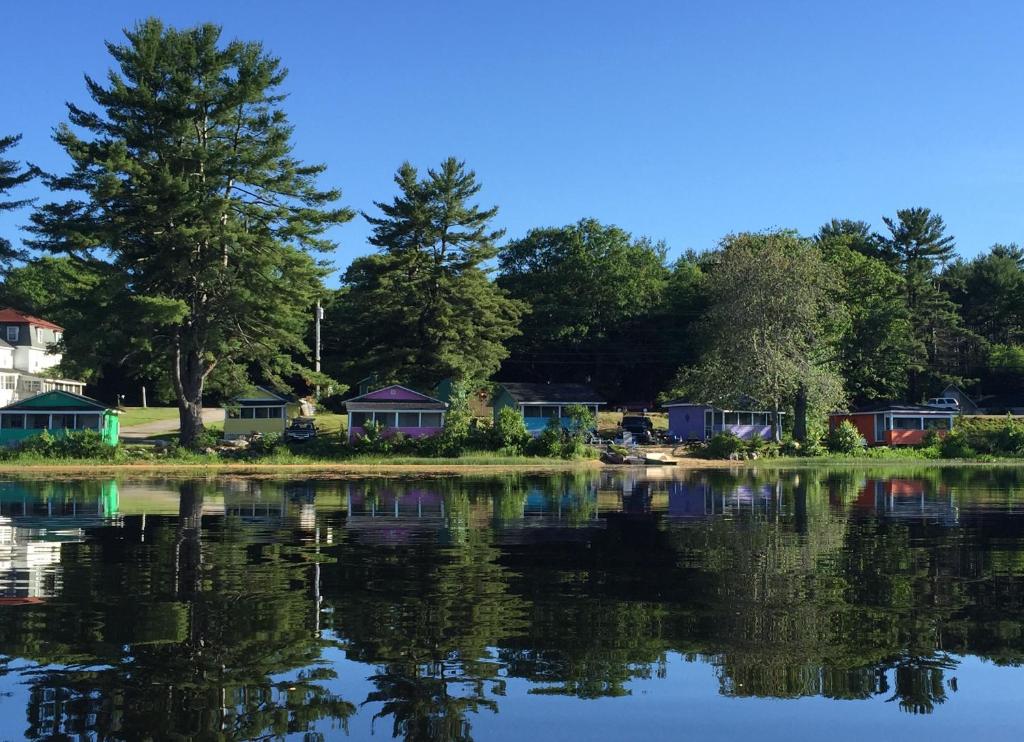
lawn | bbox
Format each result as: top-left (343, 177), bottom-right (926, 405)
top-left (597, 410), bottom-right (668, 435)
top-left (118, 406), bottom-right (181, 427)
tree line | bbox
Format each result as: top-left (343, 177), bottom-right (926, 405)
top-left (1, 18), bottom-right (1022, 446)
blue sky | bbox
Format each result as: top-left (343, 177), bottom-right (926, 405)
top-left (2, 0), bottom-right (1022, 277)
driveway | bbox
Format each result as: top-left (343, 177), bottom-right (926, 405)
top-left (119, 408), bottom-right (224, 441)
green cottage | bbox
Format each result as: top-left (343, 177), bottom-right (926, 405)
top-left (0, 390), bottom-right (120, 446)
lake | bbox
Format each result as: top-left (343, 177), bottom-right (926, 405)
top-left (1, 466), bottom-right (1022, 741)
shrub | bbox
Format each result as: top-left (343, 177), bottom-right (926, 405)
top-left (528, 417), bottom-right (565, 458)
top-left (825, 421), bottom-right (864, 454)
top-left (779, 437), bottom-right (802, 457)
top-left (921, 430), bottom-right (943, 450)
top-left (563, 404), bottom-right (596, 438)
top-left (496, 407), bottom-right (530, 455)
top-left (802, 438), bottom-right (828, 457)
top-left (705, 432), bottom-right (745, 459)
top-left (996, 418), bottom-right (1024, 455)
top-left (249, 432), bottom-right (282, 456)
top-left (939, 430), bottom-right (976, 459)
top-left (15, 429), bottom-right (119, 460)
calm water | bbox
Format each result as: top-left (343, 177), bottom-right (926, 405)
top-left (1, 466), bottom-right (1023, 741)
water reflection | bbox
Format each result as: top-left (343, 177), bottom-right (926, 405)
top-left (0, 467), bottom-right (1020, 739)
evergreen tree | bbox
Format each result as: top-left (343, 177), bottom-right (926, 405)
top-left (329, 158), bottom-right (523, 389)
top-left (816, 221), bottom-right (915, 403)
top-left (880, 208), bottom-right (972, 399)
top-left (0, 134), bottom-right (38, 270)
top-left (28, 19), bottom-right (351, 446)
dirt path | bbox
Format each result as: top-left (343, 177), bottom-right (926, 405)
top-left (119, 408), bottom-right (223, 441)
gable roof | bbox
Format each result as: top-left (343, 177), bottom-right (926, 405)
top-left (839, 401), bottom-right (955, 414)
top-left (497, 382), bottom-right (605, 405)
top-left (0, 308), bottom-right (63, 331)
top-left (229, 385), bottom-right (296, 404)
top-left (344, 384), bottom-right (446, 407)
top-left (0, 389), bottom-right (114, 412)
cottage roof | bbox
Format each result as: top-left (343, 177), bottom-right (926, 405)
top-left (498, 382), bottom-right (605, 405)
top-left (0, 308), bottom-right (63, 331)
top-left (841, 401), bottom-right (954, 414)
top-left (229, 385), bottom-right (296, 404)
top-left (344, 384), bottom-right (446, 409)
top-left (0, 389), bottom-right (114, 412)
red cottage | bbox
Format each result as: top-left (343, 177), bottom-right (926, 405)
top-left (829, 402), bottom-right (956, 446)
top-left (344, 385), bottom-right (447, 443)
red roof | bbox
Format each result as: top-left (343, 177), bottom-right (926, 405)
top-left (0, 308), bottom-right (63, 331)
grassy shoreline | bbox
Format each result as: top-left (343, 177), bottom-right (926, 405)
top-left (2, 454), bottom-right (1022, 476)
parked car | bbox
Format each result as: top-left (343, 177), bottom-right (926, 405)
top-left (620, 415), bottom-right (657, 444)
top-left (927, 397), bottom-right (960, 411)
top-left (284, 417), bottom-right (319, 442)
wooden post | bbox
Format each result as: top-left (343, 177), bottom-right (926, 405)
top-left (141, 385), bottom-right (147, 408)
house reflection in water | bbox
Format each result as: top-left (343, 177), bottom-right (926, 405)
top-left (667, 478), bottom-right (782, 519)
top-left (0, 480), bottom-right (121, 602)
top-left (856, 478), bottom-right (959, 524)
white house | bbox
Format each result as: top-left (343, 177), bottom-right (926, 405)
top-left (0, 309), bottom-right (85, 406)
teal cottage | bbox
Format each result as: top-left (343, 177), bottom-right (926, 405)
top-left (0, 390), bottom-right (120, 446)
top-left (492, 382), bottom-right (605, 434)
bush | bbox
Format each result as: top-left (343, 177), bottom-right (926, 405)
top-left (921, 430), bottom-right (943, 450)
top-left (527, 417), bottom-right (565, 458)
top-left (939, 430), bottom-right (976, 459)
top-left (248, 432), bottom-right (282, 456)
top-left (496, 407), bottom-right (530, 455)
top-left (13, 429), bottom-right (119, 460)
top-left (825, 421), bottom-right (864, 454)
top-left (996, 418), bottom-right (1024, 455)
top-left (705, 432), bottom-right (745, 459)
top-left (779, 437), bottom-right (802, 457)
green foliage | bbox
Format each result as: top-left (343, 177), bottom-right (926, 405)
top-left (327, 158), bottom-right (524, 389)
top-left (497, 219), bottom-right (673, 401)
top-left (4, 430), bottom-right (119, 461)
top-left (669, 231), bottom-right (845, 436)
top-left (528, 417), bottom-right (566, 458)
top-left (0, 133), bottom-right (38, 268)
top-left (996, 418), bottom-right (1024, 454)
top-left (563, 404), bottom-right (596, 437)
top-left (825, 421), bottom-right (864, 454)
top-left (939, 430), bottom-right (976, 459)
top-left (705, 432), bottom-right (745, 459)
top-left (28, 19), bottom-right (351, 446)
top-left (248, 432), bottom-right (283, 457)
top-left (495, 406), bottom-right (530, 455)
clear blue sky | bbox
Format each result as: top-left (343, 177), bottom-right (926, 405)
top-left (2, 0), bottom-right (1022, 277)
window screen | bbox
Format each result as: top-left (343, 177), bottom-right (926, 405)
top-left (398, 412), bottom-right (420, 427)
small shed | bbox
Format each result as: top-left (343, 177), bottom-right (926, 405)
top-left (663, 400), bottom-right (780, 441)
top-left (345, 385), bottom-right (447, 442)
top-left (0, 390), bottom-right (120, 446)
top-left (829, 402), bottom-right (956, 446)
top-left (492, 382), bottom-right (605, 434)
top-left (223, 386), bottom-right (299, 440)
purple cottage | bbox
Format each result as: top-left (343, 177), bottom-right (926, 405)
top-left (663, 400), bottom-right (780, 441)
top-left (344, 384), bottom-right (447, 443)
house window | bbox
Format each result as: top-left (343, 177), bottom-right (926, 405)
top-left (892, 417), bottom-right (922, 430)
top-left (240, 407), bottom-right (255, 419)
top-left (2, 375), bottom-right (14, 390)
top-left (75, 415), bottom-right (100, 430)
top-left (738, 412), bottom-right (753, 425)
top-left (253, 407), bottom-right (269, 419)
top-left (373, 411), bottom-right (398, 427)
top-left (541, 406), bottom-right (560, 419)
top-left (924, 417), bottom-right (950, 430)
top-left (266, 406), bottom-right (282, 419)
top-left (27, 414), bottom-right (49, 429)
top-left (420, 412), bottom-right (442, 427)
top-left (51, 414), bottom-right (74, 429)
top-left (523, 406), bottom-right (544, 418)
top-left (5, 326), bottom-right (18, 342)
top-left (724, 412), bottom-right (740, 426)
top-left (350, 412), bottom-right (369, 427)
top-left (1, 414), bottom-right (25, 429)
top-left (398, 412), bottom-right (420, 427)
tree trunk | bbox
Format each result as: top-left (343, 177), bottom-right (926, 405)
top-left (793, 384), bottom-right (808, 442)
top-left (174, 343), bottom-right (207, 449)
top-left (773, 406), bottom-right (782, 443)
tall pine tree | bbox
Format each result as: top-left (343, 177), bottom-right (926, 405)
top-left (328, 158), bottom-right (523, 389)
top-left (29, 19), bottom-right (352, 446)
top-left (0, 134), bottom-right (38, 270)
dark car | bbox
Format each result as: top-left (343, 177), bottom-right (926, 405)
top-left (620, 415), bottom-right (657, 444)
top-left (284, 417), bottom-right (319, 442)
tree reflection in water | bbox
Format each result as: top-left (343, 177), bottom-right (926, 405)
top-left (0, 467), bottom-right (1022, 740)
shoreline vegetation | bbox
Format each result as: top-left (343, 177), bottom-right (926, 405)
top-left (2, 454), bottom-right (1022, 476)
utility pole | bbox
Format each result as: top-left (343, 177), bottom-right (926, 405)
top-left (314, 300), bottom-right (324, 398)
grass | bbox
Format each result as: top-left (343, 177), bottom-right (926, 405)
top-left (118, 406), bottom-right (181, 427)
top-left (597, 410), bottom-right (668, 436)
